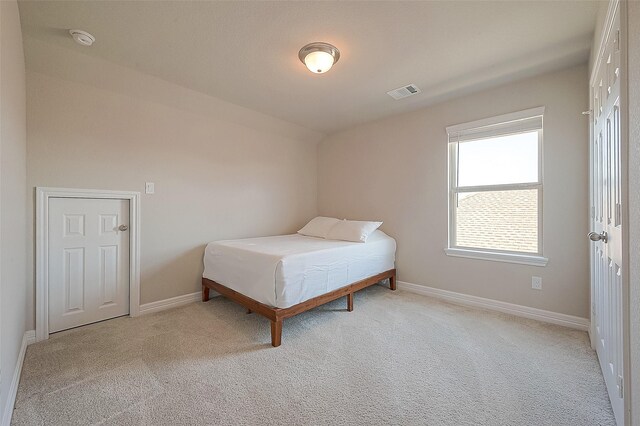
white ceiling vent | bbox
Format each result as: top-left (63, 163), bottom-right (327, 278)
top-left (387, 84), bottom-right (421, 100)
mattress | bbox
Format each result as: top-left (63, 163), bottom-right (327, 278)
top-left (203, 230), bottom-right (396, 308)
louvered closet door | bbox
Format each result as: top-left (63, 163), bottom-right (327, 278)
top-left (590, 4), bottom-right (624, 424)
top-left (48, 198), bottom-right (130, 332)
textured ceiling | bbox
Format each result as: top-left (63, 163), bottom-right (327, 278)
top-left (18, 1), bottom-right (601, 134)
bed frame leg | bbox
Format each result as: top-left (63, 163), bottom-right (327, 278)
top-left (347, 293), bottom-right (354, 311)
top-left (389, 272), bottom-right (397, 291)
top-left (247, 308), bottom-right (252, 314)
top-left (271, 320), bottom-right (282, 347)
top-left (202, 285), bottom-right (210, 302)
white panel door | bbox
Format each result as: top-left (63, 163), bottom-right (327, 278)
top-left (590, 5), bottom-right (624, 424)
top-left (48, 198), bottom-right (130, 332)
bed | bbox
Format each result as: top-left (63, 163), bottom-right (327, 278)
top-left (202, 229), bottom-right (396, 346)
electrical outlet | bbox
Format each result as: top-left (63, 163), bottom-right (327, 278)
top-left (531, 276), bottom-right (542, 290)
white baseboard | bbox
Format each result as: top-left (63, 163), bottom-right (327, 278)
top-left (1, 330), bottom-right (35, 426)
top-left (139, 292), bottom-right (201, 315)
top-left (397, 281), bottom-right (590, 331)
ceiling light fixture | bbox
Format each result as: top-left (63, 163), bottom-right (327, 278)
top-left (69, 29), bottom-right (95, 46)
top-left (298, 42), bottom-right (340, 74)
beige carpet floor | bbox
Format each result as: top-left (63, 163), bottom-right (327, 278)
top-left (12, 285), bottom-right (615, 425)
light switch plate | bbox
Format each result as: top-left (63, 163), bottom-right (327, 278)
top-left (145, 182), bottom-right (155, 194)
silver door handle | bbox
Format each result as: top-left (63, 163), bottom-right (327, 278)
top-left (118, 225), bottom-right (129, 231)
top-left (588, 231), bottom-right (607, 243)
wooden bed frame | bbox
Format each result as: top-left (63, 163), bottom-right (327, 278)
top-left (202, 268), bottom-right (396, 347)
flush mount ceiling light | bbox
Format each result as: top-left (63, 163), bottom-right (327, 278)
top-left (69, 29), bottom-right (95, 46)
top-left (298, 42), bottom-right (340, 74)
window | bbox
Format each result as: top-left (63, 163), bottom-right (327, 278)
top-left (445, 107), bottom-right (547, 266)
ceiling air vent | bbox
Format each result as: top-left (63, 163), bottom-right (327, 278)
top-left (387, 84), bottom-right (421, 100)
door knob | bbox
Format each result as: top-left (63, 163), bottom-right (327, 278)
top-left (588, 231), bottom-right (607, 243)
top-left (118, 225), bottom-right (129, 231)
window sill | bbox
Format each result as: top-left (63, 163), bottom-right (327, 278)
top-left (444, 248), bottom-right (548, 267)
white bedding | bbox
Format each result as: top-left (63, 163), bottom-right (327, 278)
top-left (203, 230), bottom-right (396, 308)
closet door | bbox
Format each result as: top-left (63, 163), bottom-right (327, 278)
top-left (589, 3), bottom-right (625, 424)
top-left (48, 197), bottom-right (130, 332)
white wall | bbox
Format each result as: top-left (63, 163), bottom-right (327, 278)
top-left (627, 1), bottom-right (640, 423)
top-left (0, 0), bottom-right (28, 421)
top-left (318, 65), bottom-right (590, 318)
top-left (25, 42), bottom-right (322, 329)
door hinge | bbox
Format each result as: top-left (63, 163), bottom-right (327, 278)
top-left (617, 375), bottom-right (624, 398)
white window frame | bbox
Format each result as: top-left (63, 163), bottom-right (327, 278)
top-left (444, 107), bottom-right (548, 267)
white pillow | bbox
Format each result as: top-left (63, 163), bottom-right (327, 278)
top-left (297, 216), bottom-right (341, 238)
top-left (325, 219), bottom-right (383, 243)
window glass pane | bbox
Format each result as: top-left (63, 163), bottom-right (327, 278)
top-left (458, 131), bottom-right (539, 187)
top-left (455, 189), bottom-right (538, 253)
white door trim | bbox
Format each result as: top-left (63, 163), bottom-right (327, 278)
top-left (35, 187), bottom-right (141, 342)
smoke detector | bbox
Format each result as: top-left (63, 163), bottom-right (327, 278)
top-left (387, 84), bottom-right (421, 100)
top-left (69, 30), bottom-right (95, 46)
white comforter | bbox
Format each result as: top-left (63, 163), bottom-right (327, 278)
top-left (203, 230), bottom-right (396, 308)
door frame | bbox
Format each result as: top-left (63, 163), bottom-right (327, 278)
top-left (35, 187), bottom-right (141, 341)
top-left (589, 0), bottom-right (631, 422)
